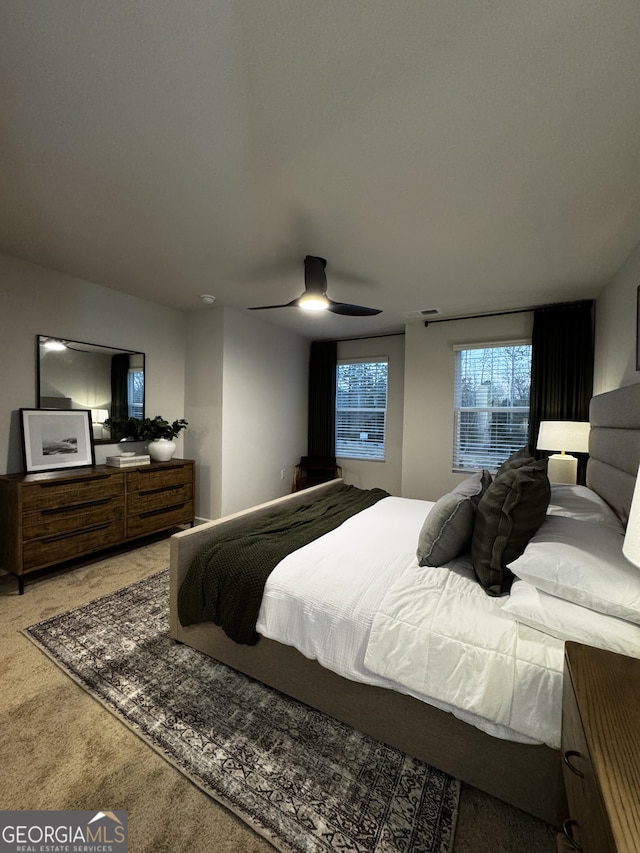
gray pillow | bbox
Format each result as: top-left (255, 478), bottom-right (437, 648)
top-left (452, 469), bottom-right (493, 498)
top-left (471, 458), bottom-right (550, 596)
top-left (417, 470), bottom-right (492, 567)
top-left (417, 492), bottom-right (476, 567)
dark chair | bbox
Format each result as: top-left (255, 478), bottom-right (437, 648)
top-left (292, 456), bottom-right (343, 492)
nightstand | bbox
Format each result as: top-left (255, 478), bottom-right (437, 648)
top-left (559, 642), bottom-right (640, 853)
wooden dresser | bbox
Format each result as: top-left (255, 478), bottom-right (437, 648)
top-left (559, 641), bottom-right (640, 853)
top-left (0, 459), bottom-right (195, 593)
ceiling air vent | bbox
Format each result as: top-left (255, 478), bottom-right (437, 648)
top-left (403, 308), bottom-right (440, 321)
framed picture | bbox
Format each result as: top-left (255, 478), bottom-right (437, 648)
top-left (20, 408), bottom-right (95, 474)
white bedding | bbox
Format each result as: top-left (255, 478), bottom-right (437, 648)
top-left (365, 558), bottom-right (564, 748)
top-left (257, 496), bottom-right (426, 683)
top-left (256, 495), bottom-right (565, 749)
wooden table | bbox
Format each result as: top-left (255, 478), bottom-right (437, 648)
top-left (559, 642), bottom-right (640, 852)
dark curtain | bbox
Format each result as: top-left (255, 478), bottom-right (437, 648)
top-left (307, 340), bottom-right (337, 457)
top-left (528, 301), bottom-right (594, 484)
top-left (111, 353), bottom-right (130, 421)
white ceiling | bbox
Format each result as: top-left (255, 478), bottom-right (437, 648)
top-left (3, 1), bottom-right (640, 340)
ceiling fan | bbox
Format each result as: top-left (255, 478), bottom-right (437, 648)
top-left (248, 255), bottom-right (382, 316)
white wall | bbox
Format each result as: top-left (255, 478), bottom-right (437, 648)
top-left (183, 308), bottom-right (225, 520)
top-left (0, 253), bottom-right (188, 475)
top-left (401, 312), bottom-right (534, 501)
top-left (337, 334), bottom-right (405, 495)
top-left (220, 308), bottom-right (308, 516)
top-left (593, 239), bottom-right (640, 393)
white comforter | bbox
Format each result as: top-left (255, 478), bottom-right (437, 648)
top-left (256, 495), bottom-right (565, 749)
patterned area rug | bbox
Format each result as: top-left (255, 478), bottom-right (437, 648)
top-left (25, 571), bottom-right (460, 853)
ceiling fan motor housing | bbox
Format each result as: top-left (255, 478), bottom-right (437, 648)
top-left (304, 256), bottom-right (328, 294)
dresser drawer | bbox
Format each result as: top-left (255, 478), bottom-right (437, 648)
top-left (23, 519), bottom-right (125, 571)
top-left (562, 660), bottom-right (617, 853)
top-left (23, 496), bottom-right (125, 540)
top-left (127, 482), bottom-right (192, 515)
top-left (126, 500), bottom-right (194, 539)
top-left (21, 471), bottom-right (124, 512)
top-left (126, 463), bottom-right (193, 493)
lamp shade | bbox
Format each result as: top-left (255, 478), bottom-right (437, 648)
top-left (91, 409), bottom-right (108, 424)
top-left (623, 465), bottom-right (640, 568)
top-left (536, 421), bottom-right (590, 453)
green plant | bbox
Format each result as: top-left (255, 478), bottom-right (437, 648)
top-left (140, 415), bottom-right (189, 441)
top-left (103, 416), bottom-right (146, 441)
top-left (104, 415), bottom-right (188, 442)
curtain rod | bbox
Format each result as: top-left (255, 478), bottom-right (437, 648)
top-left (423, 299), bottom-right (593, 327)
top-left (322, 330), bottom-right (406, 344)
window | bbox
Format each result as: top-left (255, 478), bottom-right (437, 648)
top-left (336, 358), bottom-right (388, 461)
top-left (453, 342), bottom-right (532, 472)
top-left (127, 368), bottom-right (145, 419)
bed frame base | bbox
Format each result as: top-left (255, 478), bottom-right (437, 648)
top-left (172, 619), bottom-right (564, 827)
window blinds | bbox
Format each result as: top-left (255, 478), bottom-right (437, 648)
top-left (452, 342), bottom-right (531, 471)
top-left (336, 358), bottom-right (388, 461)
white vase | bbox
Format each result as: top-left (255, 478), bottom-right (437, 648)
top-left (148, 438), bottom-right (176, 462)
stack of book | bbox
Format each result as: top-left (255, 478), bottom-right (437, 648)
top-left (105, 454), bottom-right (151, 468)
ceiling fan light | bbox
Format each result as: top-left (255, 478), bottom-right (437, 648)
top-left (298, 294), bottom-right (329, 311)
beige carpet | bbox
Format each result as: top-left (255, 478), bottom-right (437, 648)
top-left (0, 537), bottom-right (557, 853)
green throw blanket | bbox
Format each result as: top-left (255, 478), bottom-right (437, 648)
top-left (178, 483), bottom-right (389, 645)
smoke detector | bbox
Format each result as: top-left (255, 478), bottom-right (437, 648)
top-left (200, 294), bottom-right (216, 305)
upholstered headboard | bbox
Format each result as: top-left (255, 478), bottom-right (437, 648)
top-left (587, 382), bottom-right (640, 526)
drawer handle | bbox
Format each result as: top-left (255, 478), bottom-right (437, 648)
top-left (42, 522), bottom-right (111, 543)
top-left (139, 503), bottom-right (186, 519)
top-left (562, 818), bottom-right (583, 851)
top-left (136, 464), bottom-right (183, 475)
top-left (563, 750), bottom-right (585, 778)
top-left (138, 485), bottom-right (186, 497)
top-left (42, 498), bottom-right (113, 515)
top-left (40, 475), bottom-right (111, 487)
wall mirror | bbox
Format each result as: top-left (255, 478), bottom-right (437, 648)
top-left (37, 335), bottom-right (145, 444)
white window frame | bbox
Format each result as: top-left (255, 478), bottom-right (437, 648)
top-left (452, 340), bottom-right (532, 472)
top-left (336, 357), bottom-right (388, 461)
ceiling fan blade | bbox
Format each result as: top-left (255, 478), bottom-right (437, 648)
top-left (247, 299), bottom-right (298, 310)
top-left (328, 300), bottom-right (382, 317)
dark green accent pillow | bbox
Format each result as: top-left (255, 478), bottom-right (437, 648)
top-left (471, 458), bottom-right (550, 596)
top-left (417, 470), bottom-right (492, 567)
top-left (495, 445), bottom-right (534, 477)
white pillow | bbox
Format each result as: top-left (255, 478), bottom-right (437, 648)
top-left (507, 515), bottom-right (640, 625)
top-left (547, 484), bottom-right (623, 533)
top-left (503, 579), bottom-right (640, 657)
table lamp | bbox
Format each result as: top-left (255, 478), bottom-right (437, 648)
top-left (536, 421), bottom-right (590, 484)
top-left (91, 408), bottom-right (109, 440)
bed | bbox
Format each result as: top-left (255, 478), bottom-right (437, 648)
top-left (169, 382), bottom-right (640, 827)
